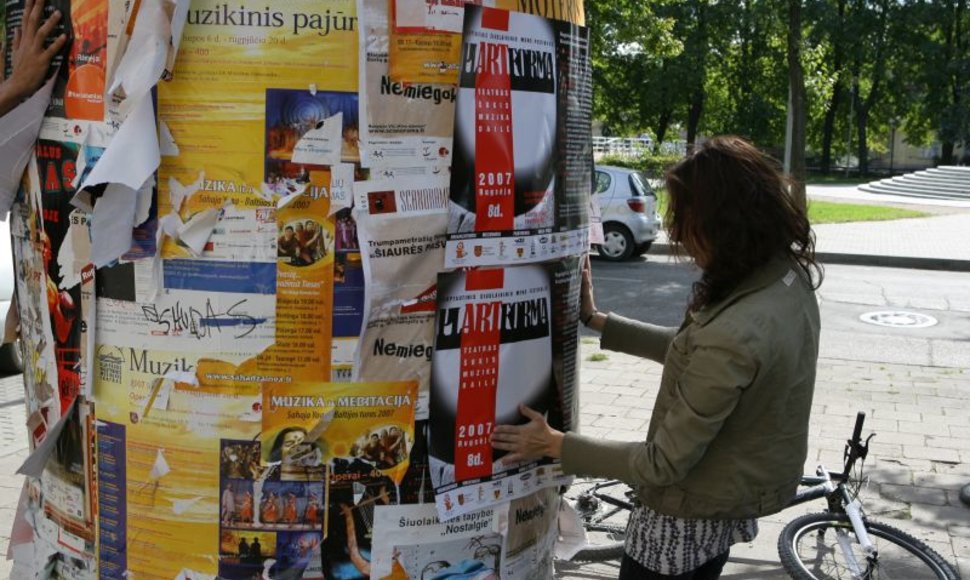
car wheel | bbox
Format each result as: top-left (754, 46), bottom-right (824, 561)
top-left (599, 224), bottom-right (635, 261)
top-left (635, 241), bottom-right (653, 255)
top-left (0, 339), bottom-right (23, 374)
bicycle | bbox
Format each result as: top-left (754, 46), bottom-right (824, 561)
top-left (563, 412), bottom-right (962, 579)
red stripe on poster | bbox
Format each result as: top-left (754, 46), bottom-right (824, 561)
top-left (480, 7), bottom-right (510, 31)
top-left (465, 268), bottom-right (505, 291)
top-left (473, 38), bottom-right (515, 232)
top-left (454, 299), bottom-right (501, 480)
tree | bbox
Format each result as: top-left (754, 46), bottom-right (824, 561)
top-left (787, 0), bottom-right (808, 207)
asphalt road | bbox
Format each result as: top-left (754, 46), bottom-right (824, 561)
top-left (588, 254), bottom-right (970, 368)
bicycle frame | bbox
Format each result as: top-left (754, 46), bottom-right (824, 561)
top-left (785, 412), bottom-right (878, 580)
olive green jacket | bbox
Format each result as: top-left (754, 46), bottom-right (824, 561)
top-left (562, 256), bottom-right (820, 519)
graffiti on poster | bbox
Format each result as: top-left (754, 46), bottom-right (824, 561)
top-left (445, 6), bottom-right (592, 268)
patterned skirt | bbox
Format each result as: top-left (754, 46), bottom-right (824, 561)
top-left (624, 504), bottom-right (758, 575)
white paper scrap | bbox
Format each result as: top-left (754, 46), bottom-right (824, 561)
top-left (150, 449), bottom-right (171, 481)
top-left (110, 0), bottom-right (172, 114)
top-left (174, 569), bottom-right (217, 580)
top-left (0, 77), bottom-right (56, 218)
top-left (171, 496), bottom-right (203, 515)
top-left (91, 184), bottom-right (138, 267)
top-left (169, 172), bottom-right (203, 213)
top-left (16, 399), bottom-right (79, 477)
top-left (176, 207), bottom-right (221, 256)
top-left (160, 120), bottom-right (180, 156)
top-left (78, 94), bottom-right (160, 194)
top-left (291, 112), bottom-right (343, 166)
top-left (135, 177), bottom-right (155, 227)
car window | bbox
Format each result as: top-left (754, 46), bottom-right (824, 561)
top-left (628, 171), bottom-right (654, 197)
top-left (594, 171), bottom-right (611, 194)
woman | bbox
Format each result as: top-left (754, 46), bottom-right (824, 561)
top-left (492, 136), bottom-right (823, 580)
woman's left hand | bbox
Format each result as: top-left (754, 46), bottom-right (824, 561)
top-left (491, 405), bottom-right (564, 464)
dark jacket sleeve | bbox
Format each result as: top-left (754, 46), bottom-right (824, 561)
top-left (599, 313), bottom-right (677, 364)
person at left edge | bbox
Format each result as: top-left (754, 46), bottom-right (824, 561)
top-left (0, 0), bottom-right (68, 117)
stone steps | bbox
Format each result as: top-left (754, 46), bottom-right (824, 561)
top-left (862, 166), bottom-right (970, 201)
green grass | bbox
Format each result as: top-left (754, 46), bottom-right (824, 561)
top-left (653, 189), bottom-right (929, 225)
top-left (586, 352), bottom-right (609, 362)
top-left (807, 200), bottom-right (929, 224)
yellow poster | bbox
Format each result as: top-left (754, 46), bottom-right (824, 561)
top-left (261, 381), bottom-right (418, 484)
top-left (158, 0), bottom-right (359, 207)
top-left (94, 346), bottom-right (261, 579)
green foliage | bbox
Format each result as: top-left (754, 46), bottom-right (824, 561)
top-left (588, 0), bottom-right (969, 171)
top-left (597, 153), bottom-right (684, 179)
top-left (586, 352), bottom-right (610, 362)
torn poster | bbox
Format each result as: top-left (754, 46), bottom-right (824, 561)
top-left (353, 176), bottom-right (449, 420)
top-left (445, 6), bottom-right (593, 268)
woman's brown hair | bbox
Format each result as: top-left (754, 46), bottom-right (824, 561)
top-left (664, 136), bottom-right (823, 312)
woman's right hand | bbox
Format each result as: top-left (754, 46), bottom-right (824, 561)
top-left (580, 255), bottom-right (596, 318)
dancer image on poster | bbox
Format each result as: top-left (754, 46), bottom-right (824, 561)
top-left (240, 491), bottom-right (254, 524)
top-left (221, 485), bottom-right (236, 525)
top-left (260, 491), bottom-right (280, 524)
top-left (303, 493), bottom-right (320, 526)
top-left (283, 493), bottom-right (298, 524)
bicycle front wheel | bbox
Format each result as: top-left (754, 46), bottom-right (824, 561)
top-left (778, 512), bottom-right (960, 580)
top-left (563, 478), bottom-right (630, 563)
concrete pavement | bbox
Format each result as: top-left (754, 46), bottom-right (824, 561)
top-left (1, 184), bottom-right (969, 578)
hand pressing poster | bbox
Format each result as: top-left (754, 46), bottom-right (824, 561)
top-left (428, 263), bottom-right (579, 521)
top-left (444, 6), bottom-right (593, 268)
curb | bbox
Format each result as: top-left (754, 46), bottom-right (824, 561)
top-left (651, 243), bottom-right (970, 273)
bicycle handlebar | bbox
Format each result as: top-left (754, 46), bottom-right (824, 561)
top-left (851, 411), bottom-right (866, 444)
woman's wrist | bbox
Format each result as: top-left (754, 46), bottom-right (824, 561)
top-left (546, 429), bottom-right (564, 459)
top-left (583, 310), bottom-right (607, 332)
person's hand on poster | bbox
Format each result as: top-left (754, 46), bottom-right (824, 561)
top-left (0, 0), bottom-right (68, 117)
top-left (491, 405), bottom-right (564, 464)
top-left (580, 254), bottom-right (606, 332)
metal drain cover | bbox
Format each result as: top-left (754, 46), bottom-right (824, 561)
top-left (859, 311), bottom-right (938, 328)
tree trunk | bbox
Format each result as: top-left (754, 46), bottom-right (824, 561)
top-left (856, 103), bottom-right (869, 175)
top-left (820, 0), bottom-right (847, 174)
top-left (820, 83), bottom-right (842, 174)
top-left (686, 92), bottom-right (704, 154)
top-left (787, 0), bottom-right (808, 209)
top-left (941, 142), bottom-right (955, 165)
top-left (654, 109), bottom-right (672, 154)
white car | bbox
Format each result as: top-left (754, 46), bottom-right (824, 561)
top-left (593, 165), bottom-right (661, 261)
top-left (1, 218), bottom-right (23, 374)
